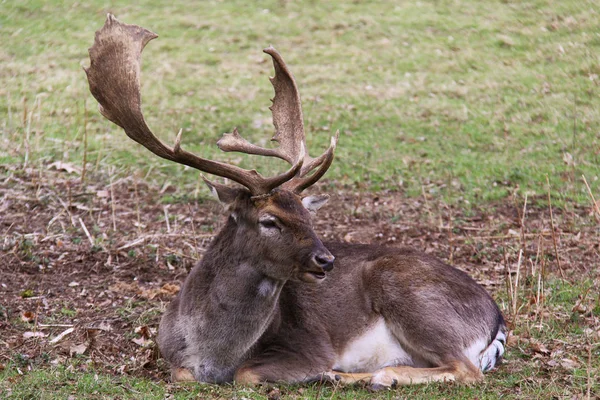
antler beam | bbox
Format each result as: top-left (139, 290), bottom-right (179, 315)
top-left (85, 14), bottom-right (335, 196)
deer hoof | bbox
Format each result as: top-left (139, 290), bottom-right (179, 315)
top-left (234, 368), bottom-right (262, 385)
top-left (171, 367), bottom-right (196, 382)
top-left (369, 369), bottom-right (396, 389)
top-left (308, 371), bottom-right (339, 384)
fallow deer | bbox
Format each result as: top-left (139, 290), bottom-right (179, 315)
top-left (85, 14), bottom-right (506, 389)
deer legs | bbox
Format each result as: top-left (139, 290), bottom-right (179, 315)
top-left (322, 359), bottom-right (483, 389)
top-left (233, 346), bottom-right (483, 389)
top-left (234, 362), bottom-right (330, 386)
top-left (233, 343), bottom-right (335, 385)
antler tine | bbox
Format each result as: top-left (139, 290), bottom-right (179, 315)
top-left (85, 14), bottom-right (303, 196)
top-left (216, 46), bottom-right (305, 165)
top-left (283, 130), bottom-right (338, 193)
top-left (264, 47), bottom-right (338, 193)
top-left (218, 47), bottom-right (338, 193)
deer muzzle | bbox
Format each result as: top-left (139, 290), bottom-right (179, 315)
top-left (300, 247), bottom-right (335, 283)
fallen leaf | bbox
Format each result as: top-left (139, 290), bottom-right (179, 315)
top-left (88, 321), bottom-right (112, 332)
top-left (50, 356), bottom-right (66, 365)
top-left (560, 358), bottom-right (580, 370)
top-left (69, 343), bottom-right (88, 356)
top-left (497, 34), bottom-right (515, 47)
top-left (530, 341), bottom-right (551, 355)
top-left (48, 161), bottom-right (81, 174)
top-left (160, 283), bottom-right (180, 296)
top-left (23, 331), bottom-right (46, 339)
top-left (562, 152), bottom-right (574, 166)
top-left (507, 333), bottom-right (519, 346)
top-left (138, 283), bottom-right (180, 300)
top-left (20, 311), bottom-right (35, 323)
top-left (135, 325), bottom-right (151, 339)
top-left (132, 337), bottom-right (152, 347)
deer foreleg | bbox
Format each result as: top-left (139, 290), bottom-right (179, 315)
top-left (234, 347), bottom-right (334, 385)
top-left (326, 360), bottom-right (483, 389)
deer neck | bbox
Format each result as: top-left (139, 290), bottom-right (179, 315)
top-left (179, 217), bottom-right (284, 374)
top-left (203, 216), bottom-right (285, 309)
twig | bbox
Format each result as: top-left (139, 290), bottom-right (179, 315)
top-left (52, 193), bottom-right (75, 227)
top-left (328, 377), bottom-right (342, 400)
top-left (188, 204), bottom-right (200, 261)
top-left (23, 97), bottom-right (31, 168)
top-left (7, 91), bottom-right (12, 133)
top-left (502, 244), bottom-right (514, 327)
top-left (164, 206), bottom-right (171, 233)
top-left (535, 234), bottom-right (545, 326)
top-left (519, 194), bottom-right (528, 252)
top-left (49, 327), bottom-right (75, 344)
top-left (512, 249), bottom-right (523, 321)
top-left (586, 343), bottom-right (593, 400)
top-left (109, 168), bottom-right (117, 231)
top-left (455, 232), bottom-right (551, 241)
top-left (134, 177), bottom-right (142, 235)
top-left (38, 324), bottom-right (74, 328)
top-left (33, 95), bottom-right (42, 155)
top-left (546, 176), bottom-right (565, 279)
top-left (582, 175), bottom-right (600, 222)
top-left (81, 99), bottom-right (88, 183)
top-left (117, 237), bottom-right (145, 251)
top-left (79, 217), bottom-right (95, 246)
top-left (421, 185), bottom-right (434, 225)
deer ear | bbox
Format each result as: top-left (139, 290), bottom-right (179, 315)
top-left (301, 194), bottom-right (329, 213)
top-left (203, 177), bottom-right (239, 205)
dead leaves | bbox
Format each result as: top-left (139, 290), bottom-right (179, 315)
top-left (20, 311), bottom-right (36, 323)
top-left (132, 325), bottom-right (155, 348)
top-left (109, 281), bottom-right (180, 300)
top-left (69, 342), bottom-right (88, 357)
top-left (22, 331), bottom-right (46, 339)
top-left (512, 334), bottom-right (591, 373)
top-left (47, 161), bottom-right (81, 175)
top-left (547, 358), bottom-right (581, 371)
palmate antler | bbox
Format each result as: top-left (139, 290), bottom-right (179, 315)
top-left (85, 14), bottom-right (337, 196)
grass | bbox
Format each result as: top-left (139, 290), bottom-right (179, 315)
top-left (1, 0), bottom-right (599, 205)
top-left (1, 0), bottom-right (599, 399)
top-left (2, 277), bottom-right (597, 399)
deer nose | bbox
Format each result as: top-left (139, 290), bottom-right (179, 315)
top-left (312, 253), bottom-right (335, 272)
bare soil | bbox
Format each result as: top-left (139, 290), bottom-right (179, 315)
top-left (1, 166), bottom-right (598, 382)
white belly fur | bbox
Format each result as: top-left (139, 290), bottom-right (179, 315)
top-left (333, 318), bottom-right (413, 373)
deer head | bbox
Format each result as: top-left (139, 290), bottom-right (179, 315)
top-left (85, 14), bottom-right (338, 282)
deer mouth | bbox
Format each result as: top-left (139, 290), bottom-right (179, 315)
top-left (300, 270), bottom-right (327, 283)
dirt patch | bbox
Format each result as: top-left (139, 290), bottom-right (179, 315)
top-left (1, 166), bottom-right (598, 381)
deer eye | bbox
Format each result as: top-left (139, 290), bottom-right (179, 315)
top-left (259, 217), bottom-right (280, 231)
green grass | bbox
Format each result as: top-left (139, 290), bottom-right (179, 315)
top-left (2, 278), bottom-right (597, 399)
top-left (1, 0), bottom-right (599, 204)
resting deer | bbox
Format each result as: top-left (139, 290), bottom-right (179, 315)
top-left (85, 15), bottom-right (506, 389)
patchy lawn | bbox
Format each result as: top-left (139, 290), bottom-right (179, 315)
top-left (1, 167), bottom-right (598, 398)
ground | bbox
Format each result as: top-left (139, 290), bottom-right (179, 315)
top-left (1, 166), bottom-right (598, 399)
